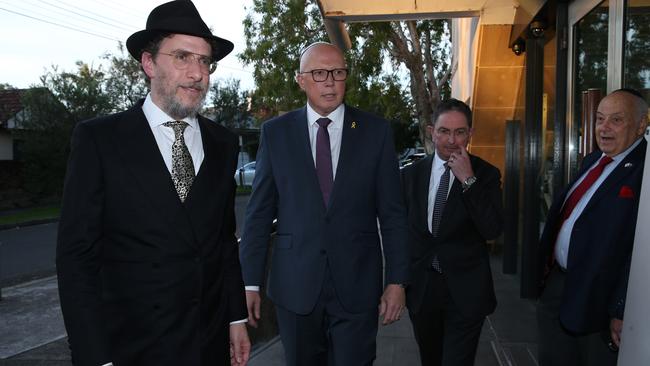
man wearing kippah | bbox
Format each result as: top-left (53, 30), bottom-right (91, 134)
top-left (537, 89), bottom-right (649, 366)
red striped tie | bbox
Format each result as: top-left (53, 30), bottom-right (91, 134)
top-left (559, 155), bottom-right (613, 222)
top-left (547, 155), bottom-right (614, 271)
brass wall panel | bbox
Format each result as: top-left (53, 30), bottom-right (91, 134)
top-left (476, 25), bottom-right (524, 67)
top-left (469, 146), bottom-right (506, 175)
top-left (470, 24), bottom-right (525, 177)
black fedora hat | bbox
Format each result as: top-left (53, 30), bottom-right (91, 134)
top-left (126, 0), bottom-right (234, 62)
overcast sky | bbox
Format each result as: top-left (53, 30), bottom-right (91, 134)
top-left (0, 0), bottom-right (255, 90)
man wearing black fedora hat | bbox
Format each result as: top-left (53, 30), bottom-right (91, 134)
top-left (56, 1), bottom-right (250, 365)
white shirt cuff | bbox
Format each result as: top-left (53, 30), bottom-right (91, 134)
top-left (230, 318), bottom-right (248, 325)
top-left (245, 285), bottom-right (260, 291)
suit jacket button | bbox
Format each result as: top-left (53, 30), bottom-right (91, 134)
top-left (320, 250), bottom-right (326, 255)
top-left (153, 304), bottom-right (161, 310)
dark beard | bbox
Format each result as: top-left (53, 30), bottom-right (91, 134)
top-left (163, 87), bottom-right (207, 119)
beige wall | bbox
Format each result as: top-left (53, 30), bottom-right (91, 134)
top-left (469, 24), bottom-right (525, 175)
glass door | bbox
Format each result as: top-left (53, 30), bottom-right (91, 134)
top-left (623, 0), bottom-right (650, 104)
top-left (568, 0), bottom-right (611, 180)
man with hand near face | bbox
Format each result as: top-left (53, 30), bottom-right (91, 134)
top-left (56, 2), bottom-right (249, 365)
top-left (401, 98), bottom-right (504, 366)
top-left (239, 42), bottom-right (409, 366)
top-left (537, 89), bottom-right (648, 366)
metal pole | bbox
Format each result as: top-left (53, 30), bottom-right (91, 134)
top-left (0, 241), bottom-right (3, 301)
top-left (503, 120), bottom-right (521, 274)
top-left (238, 135), bottom-right (245, 186)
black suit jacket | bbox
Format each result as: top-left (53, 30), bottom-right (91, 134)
top-left (401, 154), bottom-right (503, 320)
top-left (538, 139), bottom-right (646, 333)
top-left (56, 100), bottom-right (247, 366)
top-left (239, 105), bottom-right (409, 315)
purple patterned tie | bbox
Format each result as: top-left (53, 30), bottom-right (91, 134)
top-left (316, 118), bottom-right (333, 206)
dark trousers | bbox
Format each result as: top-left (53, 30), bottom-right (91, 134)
top-left (537, 266), bottom-right (619, 366)
top-left (409, 271), bottom-right (484, 366)
top-left (275, 267), bottom-right (378, 366)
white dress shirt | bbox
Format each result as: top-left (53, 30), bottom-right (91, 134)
top-left (245, 103), bottom-right (345, 293)
top-left (142, 93), bottom-right (204, 174)
top-left (554, 138), bottom-right (643, 269)
top-left (306, 102), bottom-right (345, 179)
top-left (98, 97), bottom-right (244, 366)
top-left (427, 153), bottom-right (456, 233)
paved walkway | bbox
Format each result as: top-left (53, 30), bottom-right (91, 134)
top-left (0, 256), bottom-right (539, 365)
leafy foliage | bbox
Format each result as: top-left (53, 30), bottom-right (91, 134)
top-left (239, 0), bottom-right (450, 151)
top-left (623, 6), bottom-right (650, 94)
top-left (102, 42), bottom-right (148, 111)
top-left (240, 0), bottom-right (327, 114)
top-left (209, 78), bottom-right (253, 129)
top-left (15, 63), bottom-right (113, 195)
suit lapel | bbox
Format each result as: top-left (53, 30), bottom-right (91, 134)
top-left (435, 154), bottom-right (467, 238)
top-left (113, 102), bottom-right (195, 246)
top-left (415, 156), bottom-right (434, 232)
top-left (185, 117), bottom-right (223, 203)
top-left (583, 140), bottom-right (646, 213)
top-left (290, 108), bottom-right (326, 210)
top-left (438, 176), bottom-right (463, 236)
top-left (182, 117), bottom-right (230, 243)
top-left (328, 107), bottom-right (358, 211)
top-left (293, 107), bottom-right (316, 172)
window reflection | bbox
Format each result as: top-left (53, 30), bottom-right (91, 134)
top-left (572, 1), bottom-right (609, 176)
top-left (624, 0), bottom-right (650, 103)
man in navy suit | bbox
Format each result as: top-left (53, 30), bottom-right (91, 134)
top-left (239, 42), bottom-right (409, 365)
top-left (401, 99), bottom-right (503, 365)
top-left (537, 89), bottom-right (648, 366)
top-left (56, 2), bottom-right (250, 365)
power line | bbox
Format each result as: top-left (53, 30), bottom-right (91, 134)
top-left (0, 1), bottom-right (121, 40)
top-left (18, 0), bottom-right (126, 35)
top-left (50, 0), bottom-right (140, 30)
top-left (0, 7), bottom-right (119, 42)
top-left (88, 0), bottom-right (143, 21)
top-left (219, 64), bottom-right (254, 74)
top-left (37, 0), bottom-right (136, 32)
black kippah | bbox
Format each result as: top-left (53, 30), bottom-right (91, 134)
top-left (613, 87), bottom-right (645, 100)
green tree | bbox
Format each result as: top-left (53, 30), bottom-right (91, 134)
top-left (240, 0), bottom-right (326, 115)
top-left (16, 62), bottom-right (113, 196)
top-left (357, 21), bottom-right (451, 151)
top-left (103, 43), bottom-right (148, 111)
top-left (209, 78), bottom-right (253, 129)
top-left (240, 0), bottom-right (450, 151)
top-left (0, 83), bottom-right (15, 91)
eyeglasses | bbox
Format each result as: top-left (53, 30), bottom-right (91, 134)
top-left (435, 127), bottom-right (469, 139)
top-left (158, 51), bottom-right (217, 74)
top-left (298, 68), bottom-right (348, 82)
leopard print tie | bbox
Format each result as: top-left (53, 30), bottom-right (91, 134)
top-left (163, 121), bottom-right (195, 202)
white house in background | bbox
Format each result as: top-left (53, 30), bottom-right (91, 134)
top-left (0, 89), bottom-right (29, 161)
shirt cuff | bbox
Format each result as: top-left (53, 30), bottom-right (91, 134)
top-left (230, 318), bottom-right (248, 324)
top-left (101, 363), bottom-right (113, 366)
top-left (245, 285), bottom-right (260, 291)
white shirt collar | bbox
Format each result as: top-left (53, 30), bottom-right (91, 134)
top-left (603, 137), bottom-right (643, 165)
top-left (142, 93), bottom-right (198, 129)
top-left (432, 151), bottom-right (448, 171)
top-left (306, 103), bottom-right (345, 129)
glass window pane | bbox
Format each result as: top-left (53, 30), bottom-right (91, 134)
top-left (624, 0), bottom-right (650, 103)
top-left (572, 1), bottom-right (609, 176)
